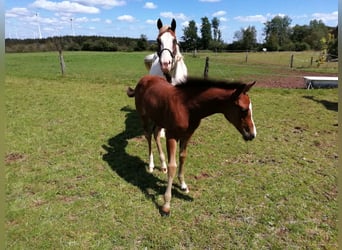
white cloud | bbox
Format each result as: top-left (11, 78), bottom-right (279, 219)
top-left (182, 21), bottom-right (189, 27)
top-left (117, 15), bottom-right (135, 22)
top-left (75, 17), bottom-right (89, 23)
top-left (160, 12), bottom-right (187, 21)
top-left (6, 8), bottom-right (31, 18)
top-left (75, 0), bottom-right (126, 8)
top-left (312, 11), bottom-right (338, 23)
top-left (146, 19), bottom-right (156, 24)
top-left (144, 2), bottom-right (157, 9)
top-left (105, 19), bottom-right (112, 24)
top-left (212, 10), bottom-right (226, 17)
top-left (31, 0), bottom-right (100, 14)
top-left (234, 15), bottom-right (267, 23)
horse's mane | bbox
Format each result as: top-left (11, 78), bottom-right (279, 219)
top-left (177, 77), bottom-right (247, 90)
top-left (158, 26), bottom-right (176, 37)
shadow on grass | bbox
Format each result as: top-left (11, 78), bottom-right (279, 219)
top-left (303, 96), bottom-right (338, 112)
top-left (102, 106), bottom-right (192, 215)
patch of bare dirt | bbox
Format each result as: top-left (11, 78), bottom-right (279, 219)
top-left (5, 152), bottom-right (26, 164)
top-left (245, 70), bottom-right (337, 88)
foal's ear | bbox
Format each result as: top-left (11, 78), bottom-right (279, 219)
top-left (232, 81), bottom-right (256, 100)
top-left (243, 81), bottom-right (256, 93)
top-left (157, 18), bottom-right (163, 29)
top-left (171, 18), bottom-right (176, 32)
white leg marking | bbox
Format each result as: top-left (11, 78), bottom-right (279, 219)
top-left (148, 153), bottom-right (154, 173)
top-left (249, 102), bottom-right (257, 137)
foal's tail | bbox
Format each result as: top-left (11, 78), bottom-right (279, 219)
top-left (126, 87), bottom-right (135, 97)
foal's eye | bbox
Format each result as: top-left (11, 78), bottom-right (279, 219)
top-left (241, 108), bottom-right (249, 116)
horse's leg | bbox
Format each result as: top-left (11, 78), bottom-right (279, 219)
top-left (178, 137), bottom-right (190, 193)
top-left (142, 119), bottom-right (154, 173)
top-left (161, 138), bottom-right (177, 215)
top-left (153, 126), bottom-right (167, 173)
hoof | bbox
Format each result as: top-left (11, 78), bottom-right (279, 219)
top-left (161, 167), bottom-right (168, 174)
top-left (159, 206), bottom-right (170, 217)
top-left (147, 167), bottom-right (154, 173)
top-left (181, 187), bottom-right (190, 193)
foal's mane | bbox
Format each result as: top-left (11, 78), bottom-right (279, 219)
top-left (176, 77), bottom-right (247, 90)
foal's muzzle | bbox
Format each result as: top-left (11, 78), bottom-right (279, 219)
top-left (242, 128), bottom-right (256, 141)
top-left (243, 133), bottom-right (255, 141)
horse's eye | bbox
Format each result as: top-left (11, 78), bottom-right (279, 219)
top-left (241, 108), bottom-right (249, 116)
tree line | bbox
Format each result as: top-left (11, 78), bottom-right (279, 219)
top-left (5, 35), bottom-right (146, 53)
top-left (181, 15), bottom-right (337, 57)
top-left (5, 15), bottom-right (337, 58)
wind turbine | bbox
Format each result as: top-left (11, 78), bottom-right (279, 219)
top-left (36, 12), bottom-right (42, 39)
top-left (70, 18), bottom-right (75, 36)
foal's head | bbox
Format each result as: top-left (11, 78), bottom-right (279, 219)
top-left (225, 82), bottom-right (257, 141)
top-left (156, 18), bottom-right (177, 74)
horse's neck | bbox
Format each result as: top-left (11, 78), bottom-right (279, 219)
top-left (187, 88), bottom-right (233, 118)
top-left (170, 53), bottom-right (187, 85)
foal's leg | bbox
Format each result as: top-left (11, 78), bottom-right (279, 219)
top-left (178, 137), bottom-right (190, 193)
top-left (153, 126), bottom-right (167, 173)
top-left (161, 138), bottom-right (177, 215)
top-left (142, 119), bottom-right (155, 173)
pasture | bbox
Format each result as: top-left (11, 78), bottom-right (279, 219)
top-left (5, 51), bottom-right (337, 249)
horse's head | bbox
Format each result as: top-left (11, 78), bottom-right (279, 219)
top-left (225, 82), bottom-right (257, 141)
top-left (156, 18), bottom-right (177, 74)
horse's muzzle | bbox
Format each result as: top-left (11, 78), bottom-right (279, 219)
top-left (243, 133), bottom-right (255, 141)
top-left (242, 129), bottom-right (256, 141)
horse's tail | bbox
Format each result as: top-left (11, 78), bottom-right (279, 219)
top-left (126, 87), bottom-right (135, 97)
top-left (144, 53), bottom-right (157, 71)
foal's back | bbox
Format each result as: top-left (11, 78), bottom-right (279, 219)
top-left (134, 75), bottom-right (190, 130)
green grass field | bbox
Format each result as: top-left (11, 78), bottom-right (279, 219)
top-left (5, 51), bottom-right (337, 249)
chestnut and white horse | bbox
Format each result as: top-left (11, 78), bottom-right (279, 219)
top-left (144, 18), bottom-right (187, 85)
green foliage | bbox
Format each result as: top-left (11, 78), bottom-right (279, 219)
top-left (5, 52), bottom-right (337, 249)
top-left (134, 34), bottom-right (149, 51)
top-left (200, 17), bottom-right (212, 50)
top-left (264, 15), bottom-right (293, 51)
top-left (234, 26), bottom-right (258, 51)
top-left (182, 20), bottom-right (199, 51)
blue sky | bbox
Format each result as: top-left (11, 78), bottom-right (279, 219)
top-left (5, 0), bottom-right (338, 43)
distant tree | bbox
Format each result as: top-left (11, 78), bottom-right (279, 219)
top-left (210, 17), bottom-right (224, 51)
top-left (306, 20), bottom-right (329, 50)
top-left (200, 17), bottom-right (212, 49)
top-left (290, 24), bottom-right (311, 51)
top-left (327, 26), bottom-right (338, 58)
top-left (135, 34), bottom-right (148, 51)
top-left (264, 15), bottom-right (292, 51)
top-left (234, 26), bottom-right (257, 50)
top-left (182, 20), bottom-right (199, 51)
top-left (211, 17), bottom-right (220, 41)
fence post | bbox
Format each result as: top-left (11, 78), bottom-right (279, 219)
top-left (310, 56), bottom-right (313, 67)
top-left (59, 50), bottom-right (65, 76)
top-left (290, 54), bottom-right (294, 68)
top-left (245, 51), bottom-right (248, 63)
top-left (203, 57), bottom-right (209, 79)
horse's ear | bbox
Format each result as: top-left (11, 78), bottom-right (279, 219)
top-left (157, 18), bottom-right (163, 29)
top-left (171, 18), bottom-right (176, 32)
top-left (232, 82), bottom-right (255, 100)
top-left (243, 81), bottom-right (256, 93)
